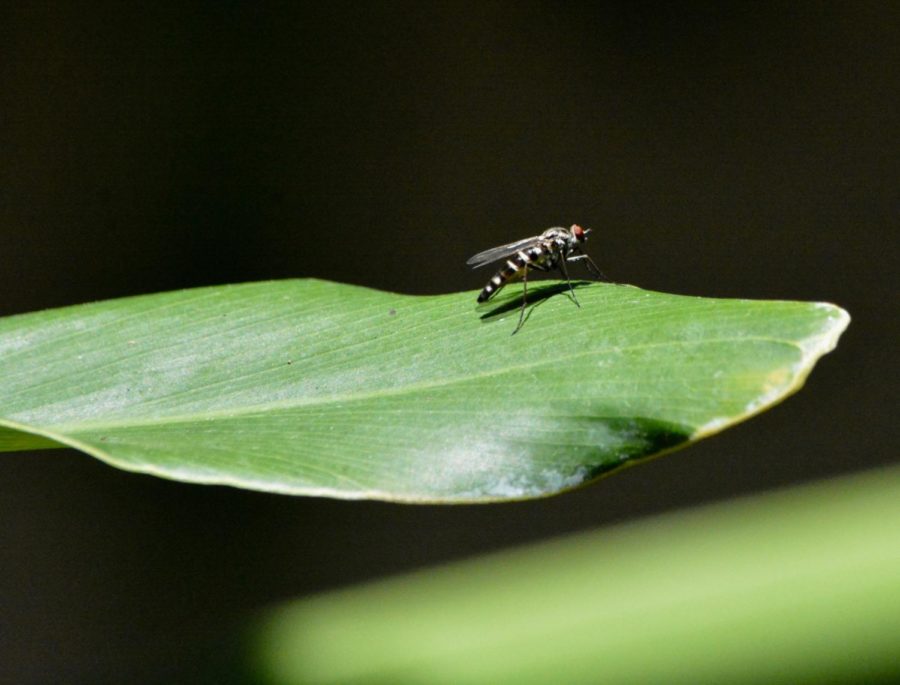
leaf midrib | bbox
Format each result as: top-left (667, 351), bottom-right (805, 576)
top-left (7, 335), bottom-right (804, 434)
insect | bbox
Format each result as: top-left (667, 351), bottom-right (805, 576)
top-left (467, 224), bottom-right (603, 333)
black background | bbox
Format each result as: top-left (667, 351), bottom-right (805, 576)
top-left (1, 3), bottom-right (897, 683)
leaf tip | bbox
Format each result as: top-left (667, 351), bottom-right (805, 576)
top-left (692, 301), bottom-right (850, 441)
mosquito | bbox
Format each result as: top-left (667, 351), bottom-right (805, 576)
top-left (467, 224), bottom-right (603, 334)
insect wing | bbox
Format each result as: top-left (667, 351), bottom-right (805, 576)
top-left (466, 235), bottom-right (540, 269)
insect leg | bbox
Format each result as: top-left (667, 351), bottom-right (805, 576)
top-left (557, 256), bottom-right (580, 308)
top-left (511, 250), bottom-right (552, 334)
top-left (512, 264), bottom-right (530, 335)
top-left (526, 260), bottom-right (550, 272)
top-left (568, 252), bottom-right (606, 280)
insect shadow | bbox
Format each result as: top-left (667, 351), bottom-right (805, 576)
top-left (478, 280), bottom-right (592, 326)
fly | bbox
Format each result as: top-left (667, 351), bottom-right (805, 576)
top-left (467, 224), bottom-right (603, 334)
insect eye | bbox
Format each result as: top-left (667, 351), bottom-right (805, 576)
top-left (572, 224), bottom-right (585, 240)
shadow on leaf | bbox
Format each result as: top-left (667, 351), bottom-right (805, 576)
top-left (478, 281), bottom-right (592, 324)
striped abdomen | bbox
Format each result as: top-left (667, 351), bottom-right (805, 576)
top-left (477, 243), bottom-right (557, 302)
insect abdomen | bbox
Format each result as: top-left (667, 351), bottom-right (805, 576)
top-left (477, 247), bottom-right (549, 302)
top-left (477, 260), bottom-right (519, 302)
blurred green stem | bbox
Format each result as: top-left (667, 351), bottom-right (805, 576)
top-left (251, 465), bottom-right (900, 684)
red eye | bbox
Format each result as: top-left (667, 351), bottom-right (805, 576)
top-left (572, 224), bottom-right (585, 240)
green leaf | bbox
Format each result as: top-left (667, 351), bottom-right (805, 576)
top-left (248, 466), bottom-right (900, 684)
top-left (0, 279), bottom-right (848, 502)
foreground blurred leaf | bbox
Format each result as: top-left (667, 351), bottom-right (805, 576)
top-left (0, 279), bottom-right (847, 501)
top-left (250, 466), bottom-right (900, 685)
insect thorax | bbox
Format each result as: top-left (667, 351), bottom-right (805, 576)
top-left (538, 227), bottom-right (576, 262)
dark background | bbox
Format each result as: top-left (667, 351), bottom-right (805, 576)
top-left (1, 3), bottom-right (897, 683)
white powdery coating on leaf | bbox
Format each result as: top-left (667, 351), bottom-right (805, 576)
top-left (696, 416), bottom-right (731, 435)
top-left (445, 463), bottom-right (591, 501)
top-left (414, 416), bottom-right (593, 500)
top-left (0, 333), bottom-right (33, 355)
top-left (472, 466), bottom-right (591, 499)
